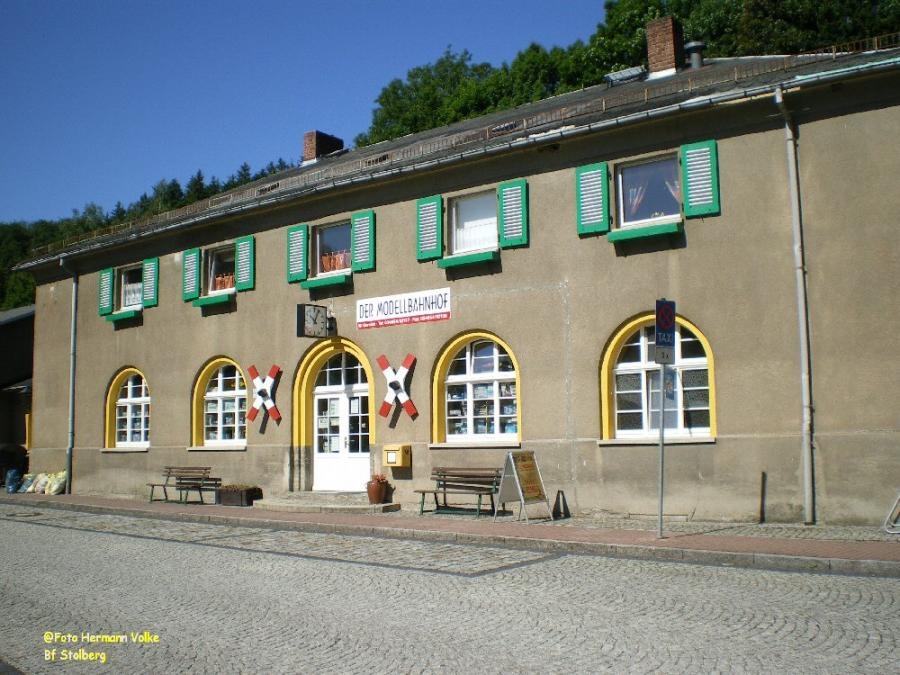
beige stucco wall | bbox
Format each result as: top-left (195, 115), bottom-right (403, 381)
top-left (27, 73), bottom-right (900, 523)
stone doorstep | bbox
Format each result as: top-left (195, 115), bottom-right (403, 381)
top-left (253, 491), bottom-right (400, 514)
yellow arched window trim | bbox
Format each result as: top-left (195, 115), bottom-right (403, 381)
top-left (431, 330), bottom-right (522, 443)
top-left (104, 366), bottom-right (149, 449)
top-left (292, 338), bottom-right (376, 447)
top-left (600, 313), bottom-right (717, 440)
top-left (191, 356), bottom-right (247, 447)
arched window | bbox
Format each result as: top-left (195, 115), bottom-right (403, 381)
top-left (192, 358), bottom-right (247, 447)
top-left (601, 315), bottom-right (716, 440)
top-left (434, 333), bottom-right (520, 443)
top-left (105, 368), bottom-right (150, 449)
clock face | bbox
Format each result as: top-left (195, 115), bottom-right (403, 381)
top-left (303, 304), bottom-right (328, 337)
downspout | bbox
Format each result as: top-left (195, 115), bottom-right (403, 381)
top-left (774, 86), bottom-right (815, 524)
top-left (59, 257), bottom-right (78, 494)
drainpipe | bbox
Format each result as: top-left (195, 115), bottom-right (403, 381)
top-left (774, 86), bottom-right (815, 524)
top-left (59, 257), bottom-right (78, 494)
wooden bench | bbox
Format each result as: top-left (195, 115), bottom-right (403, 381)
top-left (414, 466), bottom-right (503, 518)
top-left (147, 466), bottom-right (222, 504)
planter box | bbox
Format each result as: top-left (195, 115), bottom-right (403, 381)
top-left (217, 487), bottom-right (263, 507)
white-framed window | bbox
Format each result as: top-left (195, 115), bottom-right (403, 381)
top-left (118, 266), bottom-right (143, 310)
top-left (182, 237), bottom-right (254, 304)
top-left (612, 324), bottom-right (710, 438)
top-left (450, 191), bottom-right (498, 255)
top-left (98, 259), bottom-right (159, 318)
top-left (416, 180), bottom-right (529, 267)
top-left (575, 140), bottom-right (720, 240)
top-left (206, 246), bottom-right (236, 294)
top-left (113, 372), bottom-right (150, 448)
top-left (313, 221), bottom-right (352, 276)
top-left (202, 364), bottom-right (247, 446)
top-left (444, 339), bottom-right (518, 441)
top-left (616, 154), bottom-right (681, 229)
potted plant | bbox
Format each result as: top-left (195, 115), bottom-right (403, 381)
top-left (217, 484), bottom-right (263, 507)
top-left (366, 473), bottom-right (389, 504)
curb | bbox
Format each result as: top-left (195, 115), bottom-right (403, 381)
top-left (2, 496), bottom-right (898, 578)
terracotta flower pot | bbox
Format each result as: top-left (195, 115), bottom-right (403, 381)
top-left (366, 481), bottom-right (387, 504)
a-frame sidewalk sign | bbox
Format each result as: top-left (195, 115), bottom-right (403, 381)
top-left (493, 450), bottom-right (554, 522)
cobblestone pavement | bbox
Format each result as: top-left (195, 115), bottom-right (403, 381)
top-left (2, 504), bottom-right (899, 674)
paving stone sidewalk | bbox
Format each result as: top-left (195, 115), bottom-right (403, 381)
top-left (1, 492), bottom-right (897, 578)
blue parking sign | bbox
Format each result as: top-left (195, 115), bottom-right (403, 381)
top-left (655, 299), bottom-right (676, 364)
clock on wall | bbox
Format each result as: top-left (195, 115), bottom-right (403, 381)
top-left (297, 304), bottom-right (329, 338)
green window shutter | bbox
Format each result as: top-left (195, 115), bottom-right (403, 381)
top-left (576, 163), bottom-right (609, 235)
top-left (141, 258), bottom-right (159, 308)
top-left (682, 140), bottom-right (720, 218)
top-left (182, 248), bottom-right (201, 301)
top-left (98, 267), bottom-right (114, 316)
top-left (351, 210), bottom-right (376, 272)
top-left (416, 195), bottom-right (443, 261)
top-left (498, 179), bottom-right (529, 249)
top-left (235, 236), bottom-right (255, 291)
top-left (287, 225), bottom-right (308, 282)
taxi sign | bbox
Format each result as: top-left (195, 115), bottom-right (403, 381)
top-left (655, 299), bottom-right (676, 364)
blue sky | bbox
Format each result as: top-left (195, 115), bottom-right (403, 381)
top-left (0, 0), bottom-right (605, 223)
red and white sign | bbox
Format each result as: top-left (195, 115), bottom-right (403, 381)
top-left (357, 288), bottom-right (451, 330)
top-left (377, 353), bottom-right (417, 418)
top-left (247, 364), bottom-right (282, 422)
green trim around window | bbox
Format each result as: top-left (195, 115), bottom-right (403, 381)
top-left (105, 309), bottom-right (142, 323)
top-left (141, 258), bottom-right (159, 308)
top-left (182, 248), bottom-right (201, 301)
top-left (287, 225), bottom-right (309, 283)
top-left (98, 267), bottom-right (114, 316)
top-left (436, 249), bottom-right (500, 269)
top-left (300, 272), bottom-right (352, 290)
top-left (575, 163), bottom-right (610, 236)
top-left (682, 139), bottom-right (720, 218)
top-left (498, 179), bottom-right (529, 249)
top-left (191, 293), bottom-right (234, 308)
top-left (416, 195), bottom-right (443, 262)
top-left (607, 222), bottom-right (682, 242)
top-left (234, 236), bottom-right (255, 291)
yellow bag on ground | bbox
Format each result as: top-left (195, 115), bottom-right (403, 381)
top-left (30, 473), bottom-right (50, 494)
top-left (46, 471), bottom-right (67, 495)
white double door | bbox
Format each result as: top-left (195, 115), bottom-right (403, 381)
top-left (312, 389), bottom-right (370, 492)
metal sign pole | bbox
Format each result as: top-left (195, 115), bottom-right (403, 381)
top-left (658, 363), bottom-right (666, 539)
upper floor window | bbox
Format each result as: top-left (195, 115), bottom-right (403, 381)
top-left (575, 140), bottom-right (719, 241)
top-left (617, 155), bottom-right (680, 229)
top-left (435, 334), bottom-right (520, 443)
top-left (314, 221), bottom-right (351, 275)
top-left (450, 191), bottom-right (498, 255)
top-left (182, 237), bottom-right (254, 307)
top-left (104, 368), bottom-right (150, 449)
top-left (192, 360), bottom-right (248, 447)
top-left (416, 179), bottom-right (529, 269)
top-left (98, 258), bottom-right (158, 321)
top-left (601, 314), bottom-right (716, 440)
top-left (287, 211), bottom-right (375, 290)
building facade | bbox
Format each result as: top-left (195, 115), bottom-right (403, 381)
top-left (20, 23), bottom-right (900, 523)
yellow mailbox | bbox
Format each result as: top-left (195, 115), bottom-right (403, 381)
top-left (382, 444), bottom-right (411, 468)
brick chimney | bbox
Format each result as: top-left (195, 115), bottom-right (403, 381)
top-left (303, 130), bottom-right (344, 164)
top-left (646, 16), bottom-right (684, 77)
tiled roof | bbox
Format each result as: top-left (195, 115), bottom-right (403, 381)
top-left (20, 37), bottom-right (900, 268)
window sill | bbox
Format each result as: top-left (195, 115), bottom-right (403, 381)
top-left (192, 291), bottom-right (235, 307)
top-left (429, 441), bottom-right (521, 450)
top-left (106, 309), bottom-right (142, 323)
top-left (101, 446), bottom-right (149, 453)
top-left (188, 444), bottom-right (247, 452)
top-left (301, 272), bottom-right (352, 290)
top-left (607, 221), bottom-right (682, 242)
top-left (437, 249), bottom-right (499, 269)
top-left (598, 437), bottom-right (715, 446)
